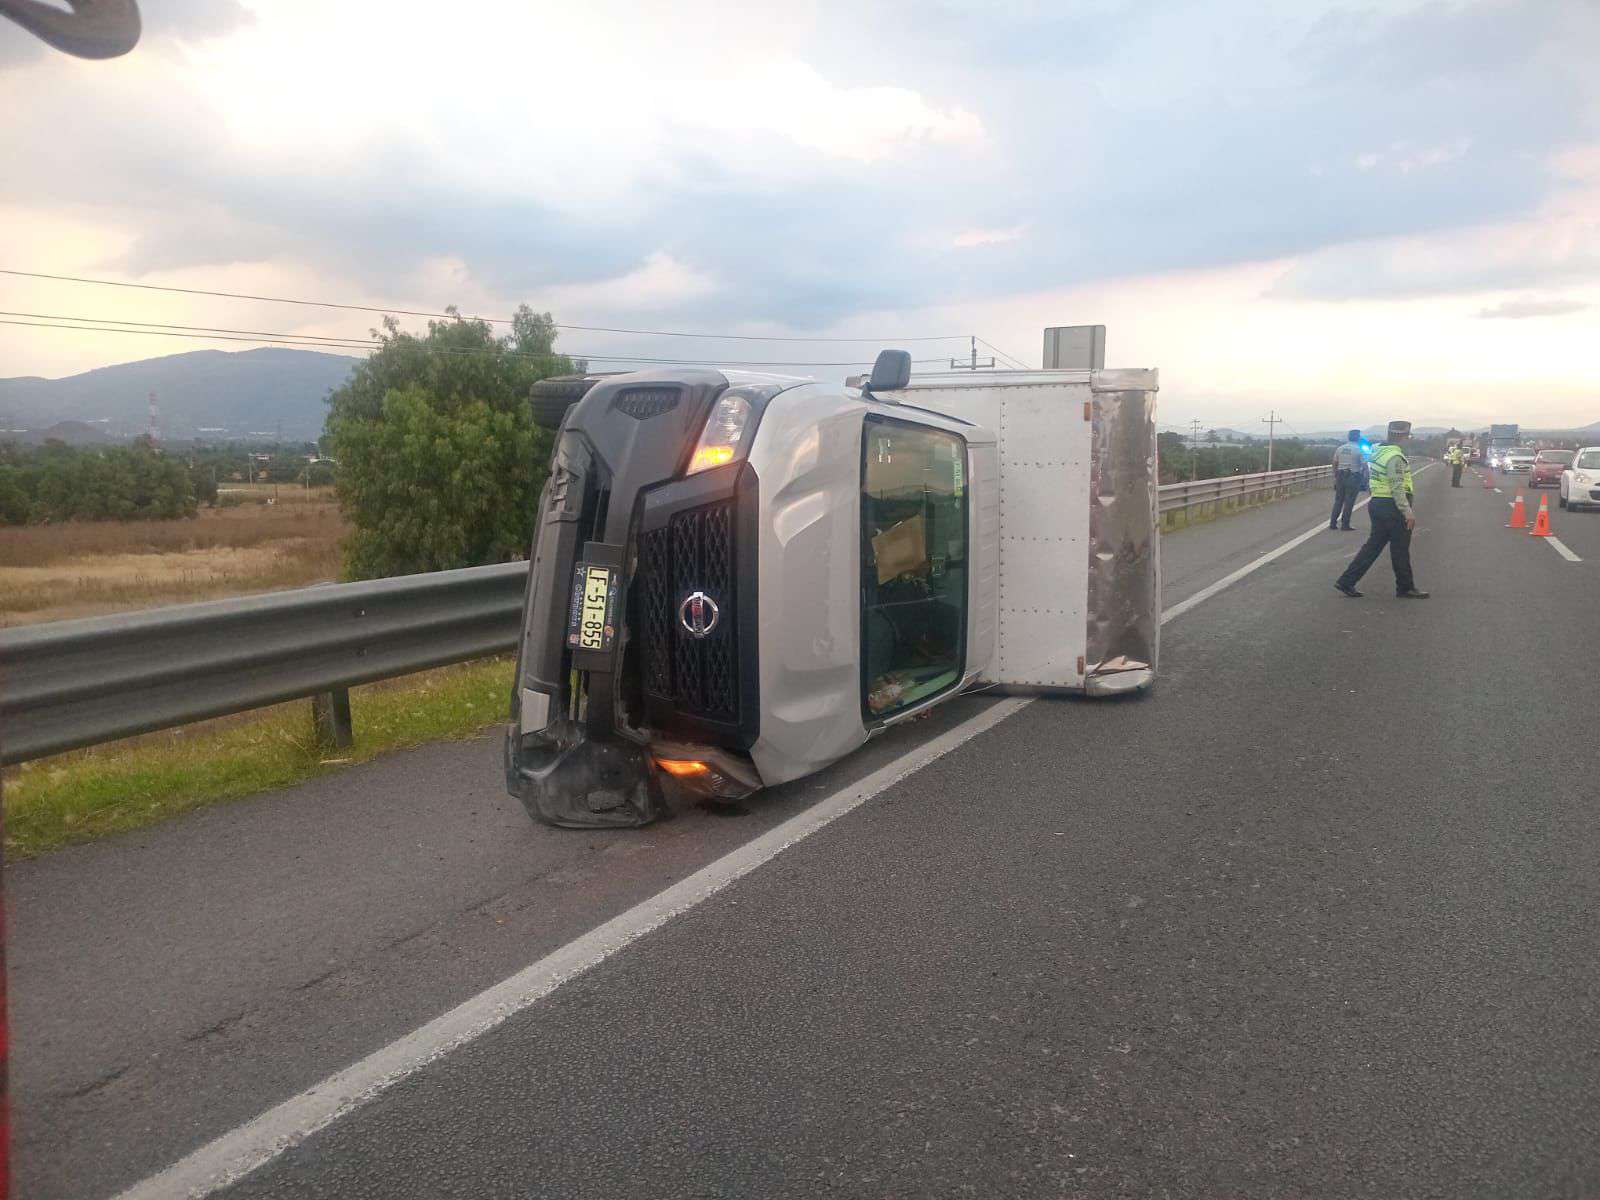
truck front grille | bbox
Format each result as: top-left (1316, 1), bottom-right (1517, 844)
top-left (638, 501), bottom-right (737, 719)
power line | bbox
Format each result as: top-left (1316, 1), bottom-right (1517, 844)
top-left (0, 316), bottom-right (949, 368)
top-left (0, 268), bottom-right (969, 344)
top-left (0, 318), bottom-right (378, 352)
top-left (1, 309), bottom-right (386, 347)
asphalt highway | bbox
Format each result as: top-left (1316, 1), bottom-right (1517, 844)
top-left (13, 465), bottom-right (1599, 1199)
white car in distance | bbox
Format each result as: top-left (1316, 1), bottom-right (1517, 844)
top-left (1500, 448), bottom-right (1536, 474)
top-left (1558, 446), bottom-right (1600, 511)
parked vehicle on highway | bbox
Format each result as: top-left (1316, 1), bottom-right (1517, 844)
top-left (505, 351), bottom-right (1161, 827)
top-left (1558, 446), bottom-right (1600, 511)
top-left (1529, 449), bottom-right (1575, 488)
top-left (1500, 448), bottom-right (1536, 474)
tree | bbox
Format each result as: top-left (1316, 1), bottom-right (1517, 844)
top-left (0, 442), bottom-right (197, 524)
top-left (0, 465), bottom-right (29, 524)
top-left (324, 306), bottom-right (571, 579)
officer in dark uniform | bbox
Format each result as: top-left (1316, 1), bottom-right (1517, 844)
top-left (1335, 420), bottom-right (1429, 599)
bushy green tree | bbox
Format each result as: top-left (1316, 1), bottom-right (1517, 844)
top-left (324, 306), bottom-right (570, 579)
top-left (0, 464), bottom-right (30, 523)
top-left (0, 442), bottom-right (197, 523)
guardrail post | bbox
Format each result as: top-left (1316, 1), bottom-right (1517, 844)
top-left (312, 688), bottom-right (354, 751)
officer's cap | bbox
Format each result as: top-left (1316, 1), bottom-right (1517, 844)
top-left (1387, 420), bottom-right (1412, 439)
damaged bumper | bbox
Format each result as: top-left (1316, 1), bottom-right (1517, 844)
top-left (506, 371), bottom-right (768, 828)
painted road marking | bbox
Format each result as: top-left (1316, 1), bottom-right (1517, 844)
top-left (1545, 536), bottom-right (1582, 563)
top-left (113, 695), bottom-right (1031, 1200)
top-left (114, 471), bottom-right (1429, 1200)
top-left (1162, 499), bottom-right (1368, 622)
top-left (1164, 462), bottom-right (1435, 622)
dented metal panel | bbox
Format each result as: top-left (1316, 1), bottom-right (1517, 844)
top-left (1085, 376), bottom-right (1160, 694)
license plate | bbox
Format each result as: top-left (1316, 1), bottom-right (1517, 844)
top-left (566, 562), bottom-right (618, 653)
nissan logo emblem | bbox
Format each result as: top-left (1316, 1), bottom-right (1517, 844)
top-left (678, 591), bottom-right (720, 638)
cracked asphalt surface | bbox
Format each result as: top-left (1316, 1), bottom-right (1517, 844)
top-left (14, 466), bottom-right (1599, 1199)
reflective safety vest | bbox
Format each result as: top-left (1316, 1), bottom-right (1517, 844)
top-left (1368, 443), bottom-right (1414, 498)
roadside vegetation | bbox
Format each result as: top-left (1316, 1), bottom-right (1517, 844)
top-left (1156, 432), bottom-right (1333, 484)
top-left (325, 306), bottom-right (571, 579)
top-left (0, 437), bottom-right (205, 523)
top-left (2, 657), bottom-right (514, 858)
top-left (0, 489), bottom-right (346, 626)
top-left (2, 305), bottom-right (580, 855)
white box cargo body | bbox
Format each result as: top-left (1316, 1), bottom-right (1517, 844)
top-left (885, 368), bottom-right (1161, 695)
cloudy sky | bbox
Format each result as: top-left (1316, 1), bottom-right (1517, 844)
top-left (2, 0), bottom-right (1597, 429)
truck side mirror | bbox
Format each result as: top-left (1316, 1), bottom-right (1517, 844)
top-left (867, 349), bottom-right (911, 394)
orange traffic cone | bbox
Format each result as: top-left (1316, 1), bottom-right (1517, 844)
top-left (1528, 495), bottom-right (1553, 537)
top-left (1481, 470), bottom-right (1493, 489)
top-left (1507, 494), bottom-right (1527, 528)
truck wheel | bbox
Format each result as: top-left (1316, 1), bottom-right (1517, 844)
top-left (530, 375), bottom-right (614, 430)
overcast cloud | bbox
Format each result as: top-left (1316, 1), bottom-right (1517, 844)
top-left (2, 0), bottom-right (1597, 426)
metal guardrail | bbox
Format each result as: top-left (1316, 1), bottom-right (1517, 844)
top-left (1158, 465), bottom-right (1333, 516)
top-left (1, 463), bottom-right (1338, 767)
top-left (0, 562), bottom-right (529, 766)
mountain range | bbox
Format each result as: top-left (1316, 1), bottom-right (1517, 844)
top-left (5, 350), bottom-right (1595, 447)
top-left (0, 348), bottom-right (360, 443)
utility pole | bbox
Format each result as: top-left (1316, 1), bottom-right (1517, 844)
top-left (950, 334), bottom-right (995, 371)
top-left (1189, 418), bottom-right (1203, 482)
top-left (1261, 410), bottom-right (1280, 474)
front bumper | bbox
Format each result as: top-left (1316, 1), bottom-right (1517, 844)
top-left (506, 372), bottom-right (763, 828)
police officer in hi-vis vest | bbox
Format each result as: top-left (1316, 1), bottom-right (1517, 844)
top-left (1335, 420), bottom-right (1430, 599)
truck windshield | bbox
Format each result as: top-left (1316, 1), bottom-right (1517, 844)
top-left (861, 418), bottom-right (968, 719)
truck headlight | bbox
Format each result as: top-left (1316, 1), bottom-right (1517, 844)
top-left (687, 393), bottom-right (752, 474)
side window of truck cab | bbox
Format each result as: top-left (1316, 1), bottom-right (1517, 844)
top-left (860, 415), bottom-right (969, 721)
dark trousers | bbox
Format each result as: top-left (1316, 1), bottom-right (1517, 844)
top-left (1337, 497), bottom-right (1415, 593)
top-left (1451, 463), bottom-right (1463, 486)
top-left (1330, 472), bottom-right (1360, 528)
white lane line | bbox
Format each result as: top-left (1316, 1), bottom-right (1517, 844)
top-left (1162, 460), bottom-right (1438, 624)
top-left (1162, 498), bottom-right (1368, 624)
top-left (115, 696), bottom-right (1032, 1200)
top-left (1544, 536), bottom-right (1582, 563)
top-left (1495, 488), bottom-right (1503, 494)
top-left (117, 471), bottom-right (1418, 1200)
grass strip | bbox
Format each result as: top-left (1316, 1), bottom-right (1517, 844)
top-left (3, 657), bottom-right (514, 859)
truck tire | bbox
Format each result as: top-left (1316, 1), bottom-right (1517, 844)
top-left (530, 374), bottom-right (618, 430)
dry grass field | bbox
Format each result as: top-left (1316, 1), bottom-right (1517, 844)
top-left (0, 488), bottom-right (523, 858)
top-left (0, 489), bottom-right (347, 626)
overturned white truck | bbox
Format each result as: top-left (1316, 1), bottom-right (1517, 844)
top-left (506, 347), bottom-right (1160, 827)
